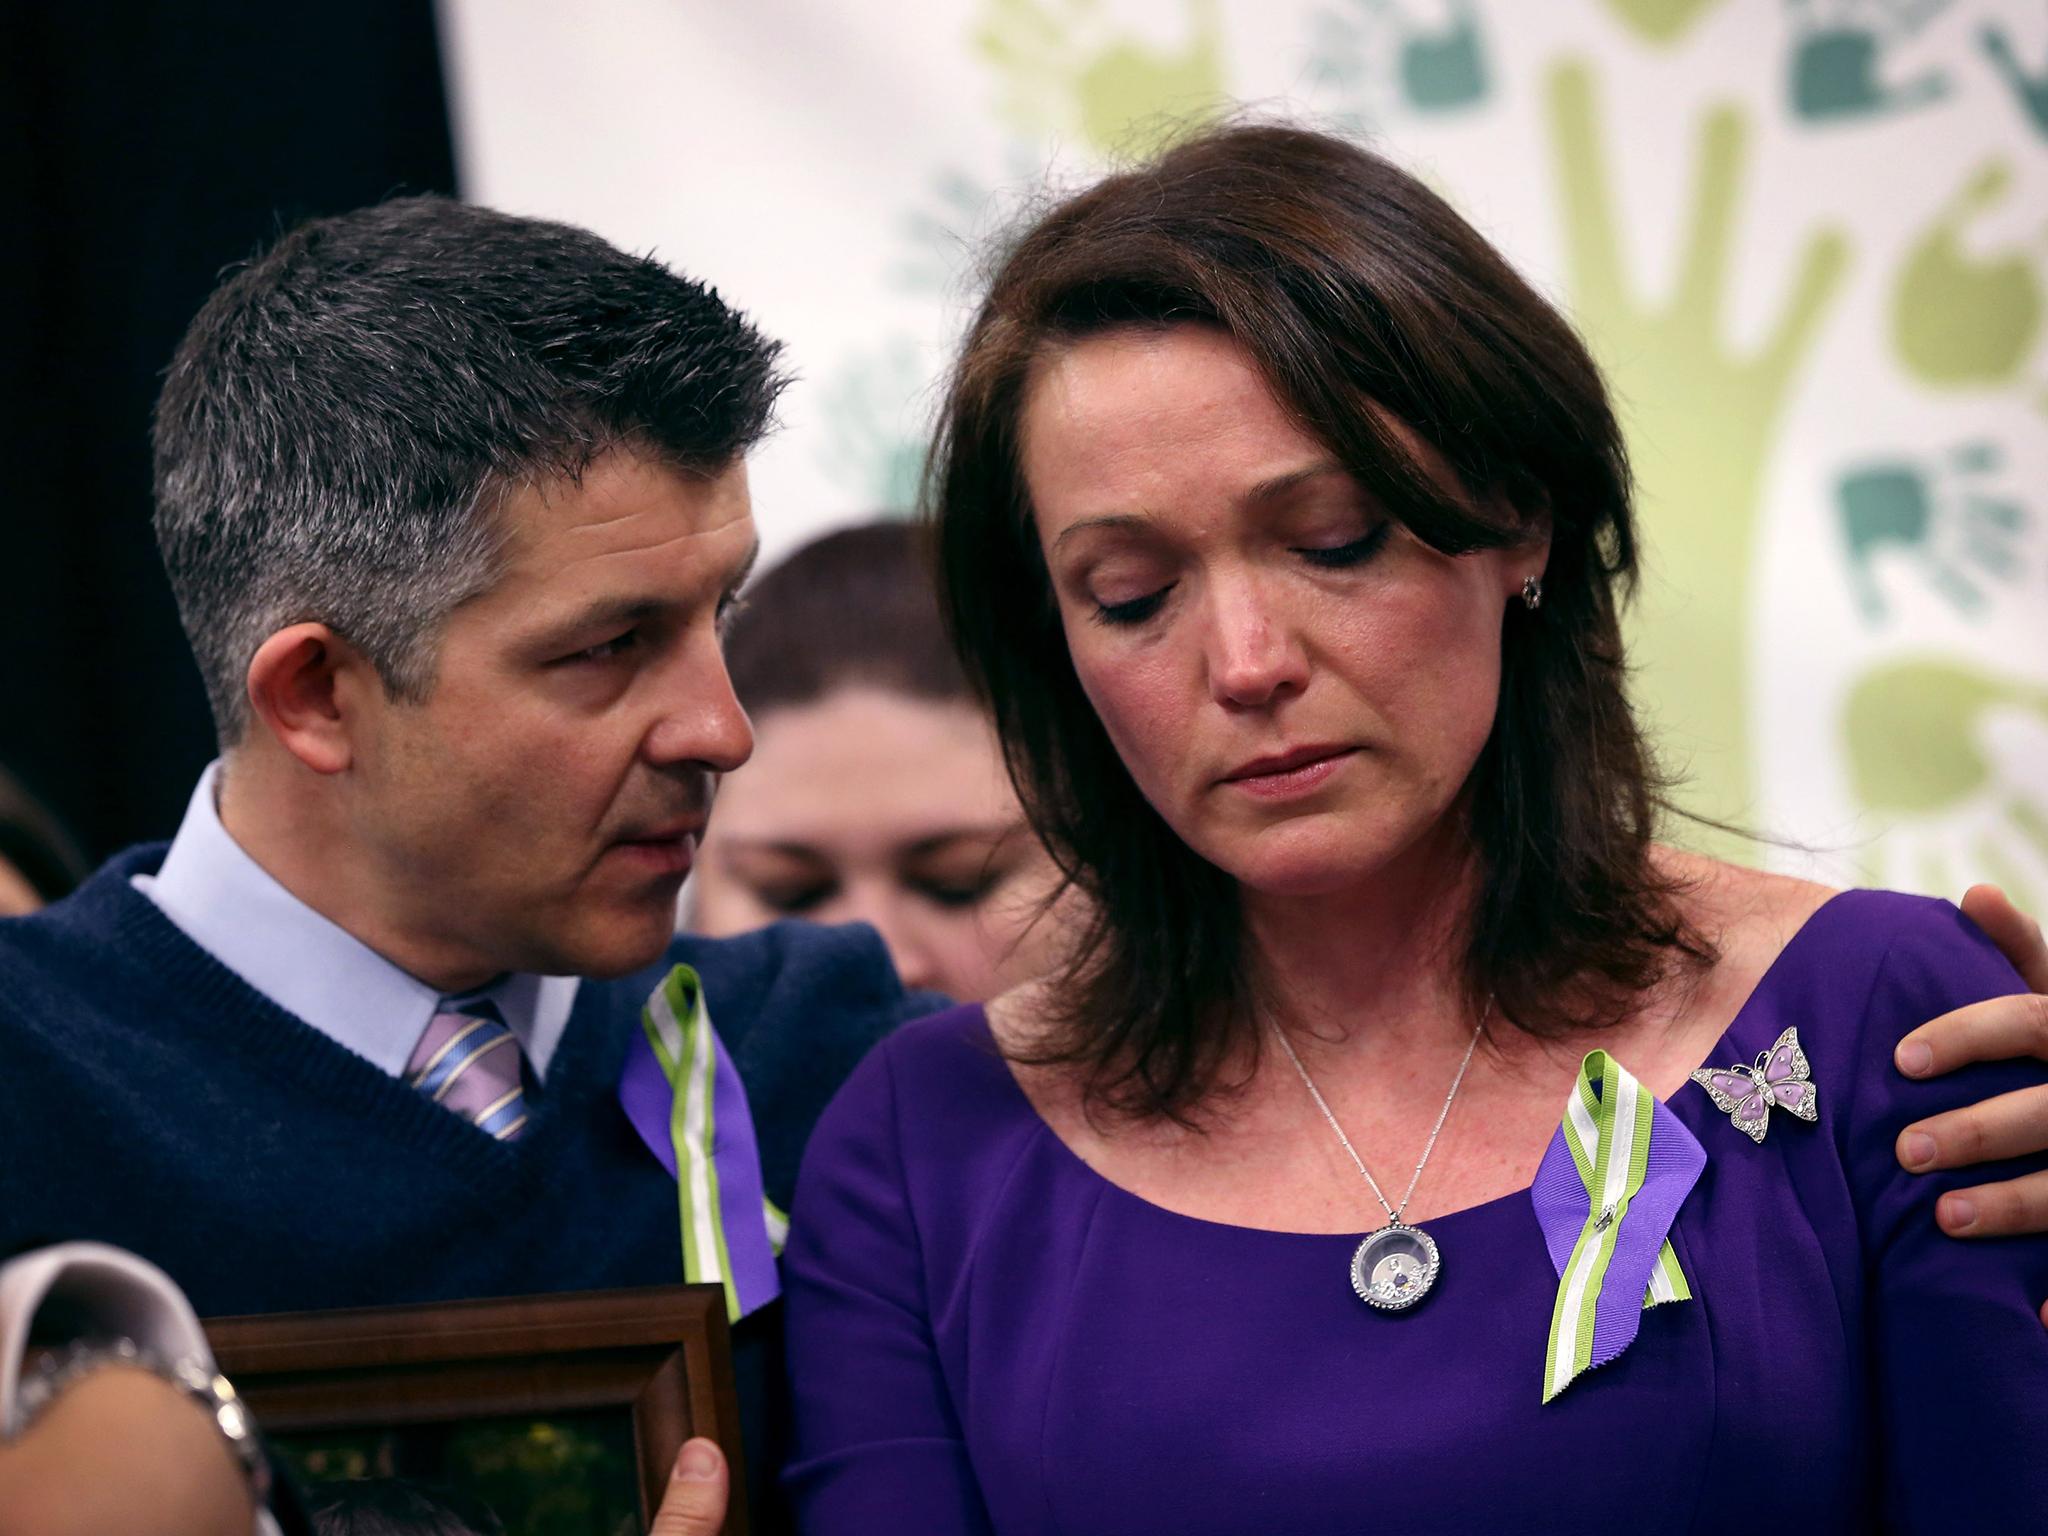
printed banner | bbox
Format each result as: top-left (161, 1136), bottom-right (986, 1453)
top-left (441, 0), bottom-right (2048, 897)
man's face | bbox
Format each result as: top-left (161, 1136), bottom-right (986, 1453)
top-left (343, 449), bottom-right (757, 986)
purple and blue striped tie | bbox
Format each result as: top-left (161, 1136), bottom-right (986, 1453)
top-left (406, 1002), bottom-right (528, 1141)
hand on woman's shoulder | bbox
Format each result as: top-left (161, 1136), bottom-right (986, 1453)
top-left (1659, 851), bottom-right (2029, 1149)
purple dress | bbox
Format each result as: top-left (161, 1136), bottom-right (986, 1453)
top-left (783, 891), bottom-right (2048, 1531)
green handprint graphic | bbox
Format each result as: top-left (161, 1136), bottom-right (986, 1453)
top-left (1893, 160), bottom-right (2046, 388)
top-left (1844, 657), bottom-right (2048, 906)
top-left (974, 0), bottom-right (1228, 159)
top-left (1600, 0), bottom-right (1733, 47)
top-left (1310, 0), bottom-right (1491, 120)
top-left (1837, 441), bottom-right (2025, 622)
top-left (1548, 60), bottom-right (1851, 843)
top-left (817, 339), bottom-right (931, 512)
top-left (1982, 21), bottom-right (2048, 140)
top-left (1787, 0), bottom-right (1951, 125)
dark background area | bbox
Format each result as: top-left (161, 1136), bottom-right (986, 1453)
top-left (2, 1), bottom-right (458, 861)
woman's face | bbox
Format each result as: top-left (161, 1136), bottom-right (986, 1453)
top-left (1021, 324), bottom-right (1542, 902)
top-left (688, 686), bottom-right (1067, 1000)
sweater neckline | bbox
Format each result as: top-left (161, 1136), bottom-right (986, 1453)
top-left (74, 848), bottom-right (631, 1188)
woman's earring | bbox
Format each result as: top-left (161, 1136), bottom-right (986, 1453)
top-left (1520, 575), bottom-right (1543, 611)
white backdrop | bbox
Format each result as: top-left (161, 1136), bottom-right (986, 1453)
top-left (440, 0), bottom-right (2048, 898)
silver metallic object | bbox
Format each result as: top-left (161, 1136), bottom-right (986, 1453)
top-left (1271, 1011), bottom-right (1484, 1312)
top-left (1351, 1222), bottom-right (1441, 1309)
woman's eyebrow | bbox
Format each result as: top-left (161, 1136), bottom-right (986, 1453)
top-left (1051, 463), bottom-right (1350, 554)
top-left (716, 841), bottom-right (835, 878)
top-left (905, 823), bottom-right (1032, 859)
top-left (1240, 460), bottom-right (1347, 508)
top-left (718, 838), bottom-right (830, 859)
top-left (1051, 513), bottom-right (1153, 555)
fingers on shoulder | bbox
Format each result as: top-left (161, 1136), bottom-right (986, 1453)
top-left (1960, 883), bottom-right (2048, 996)
top-left (1903, 1083), bottom-right (2048, 1171)
top-left (1901, 991), bottom-right (2048, 1077)
top-left (1939, 1166), bottom-right (2048, 1240)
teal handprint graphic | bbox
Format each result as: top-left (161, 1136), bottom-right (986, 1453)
top-left (1982, 21), bottom-right (2048, 140)
top-left (1838, 442), bottom-right (2026, 621)
top-left (1893, 160), bottom-right (2045, 389)
top-left (1311, 0), bottom-right (1490, 120)
top-left (974, 0), bottom-right (1228, 158)
top-left (892, 145), bottom-right (1053, 296)
top-left (1601, 0), bottom-right (1733, 46)
top-left (817, 339), bottom-right (931, 512)
top-left (892, 166), bottom-right (999, 295)
top-left (1845, 658), bottom-right (2048, 907)
top-left (1548, 60), bottom-right (1851, 841)
top-left (1787, 0), bottom-right (1951, 124)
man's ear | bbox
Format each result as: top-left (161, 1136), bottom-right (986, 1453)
top-left (244, 624), bottom-right (374, 775)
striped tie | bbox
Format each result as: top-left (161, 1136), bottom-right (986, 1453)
top-left (406, 1002), bottom-right (528, 1141)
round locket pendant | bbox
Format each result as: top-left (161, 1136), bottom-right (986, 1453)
top-left (1350, 1222), bottom-right (1440, 1311)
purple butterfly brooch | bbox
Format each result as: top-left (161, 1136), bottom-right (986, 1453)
top-left (1689, 1026), bottom-right (1818, 1144)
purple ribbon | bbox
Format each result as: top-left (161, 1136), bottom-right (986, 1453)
top-left (1529, 1060), bottom-right (1705, 1395)
top-left (620, 1010), bottom-right (781, 1320)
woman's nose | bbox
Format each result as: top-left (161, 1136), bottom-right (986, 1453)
top-left (839, 889), bottom-right (944, 992)
top-left (1205, 584), bottom-right (1309, 709)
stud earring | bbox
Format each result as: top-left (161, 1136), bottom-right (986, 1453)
top-left (1520, 575), bottom-right (1543, 611)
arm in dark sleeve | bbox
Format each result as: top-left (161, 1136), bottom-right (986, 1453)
top-left (781, 1038), bottom-right (995, 1534)
top-left (1850, 905), bottom-right (2048, 1525)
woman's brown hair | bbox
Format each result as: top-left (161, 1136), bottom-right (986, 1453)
top-left (928, 122), bottom-right (1711, 1121)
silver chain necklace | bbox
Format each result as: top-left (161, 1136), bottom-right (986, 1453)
top-left (1270, 1013), bottom-right (1483, 1311)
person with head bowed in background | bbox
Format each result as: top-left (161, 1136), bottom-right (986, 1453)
top-left (781, 123), bottom-right (2048, 1531)
top-left (688, 519), bottom-right (1070, 1209)
top-left (0, 195), bottom-right (945, 1530)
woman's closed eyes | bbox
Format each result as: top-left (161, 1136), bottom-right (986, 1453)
top-left (718, 829), bottom-right (1029, 917)
top-left (1296, 519), bottom-right (1392, 570)
top-left (1087, 518), bottom-right (1395, 628)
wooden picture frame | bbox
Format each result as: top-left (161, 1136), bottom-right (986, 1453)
top-left (205, 1283), bottom-right (745, 1535)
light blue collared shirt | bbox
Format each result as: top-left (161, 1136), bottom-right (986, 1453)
top-left (132, 763), bottom-right (577, 1082)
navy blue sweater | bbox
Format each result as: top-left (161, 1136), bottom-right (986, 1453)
top-left (0, 845), bottom-right (935, 1311)
top-left (1, 847), bottom-right (939, 1529)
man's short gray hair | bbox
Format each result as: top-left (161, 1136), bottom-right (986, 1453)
top-left (152, 195), bottom-right (786, 745)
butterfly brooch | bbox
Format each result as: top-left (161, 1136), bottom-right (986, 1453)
top-left (1689, 1026), bottom-right (1818, 1144)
